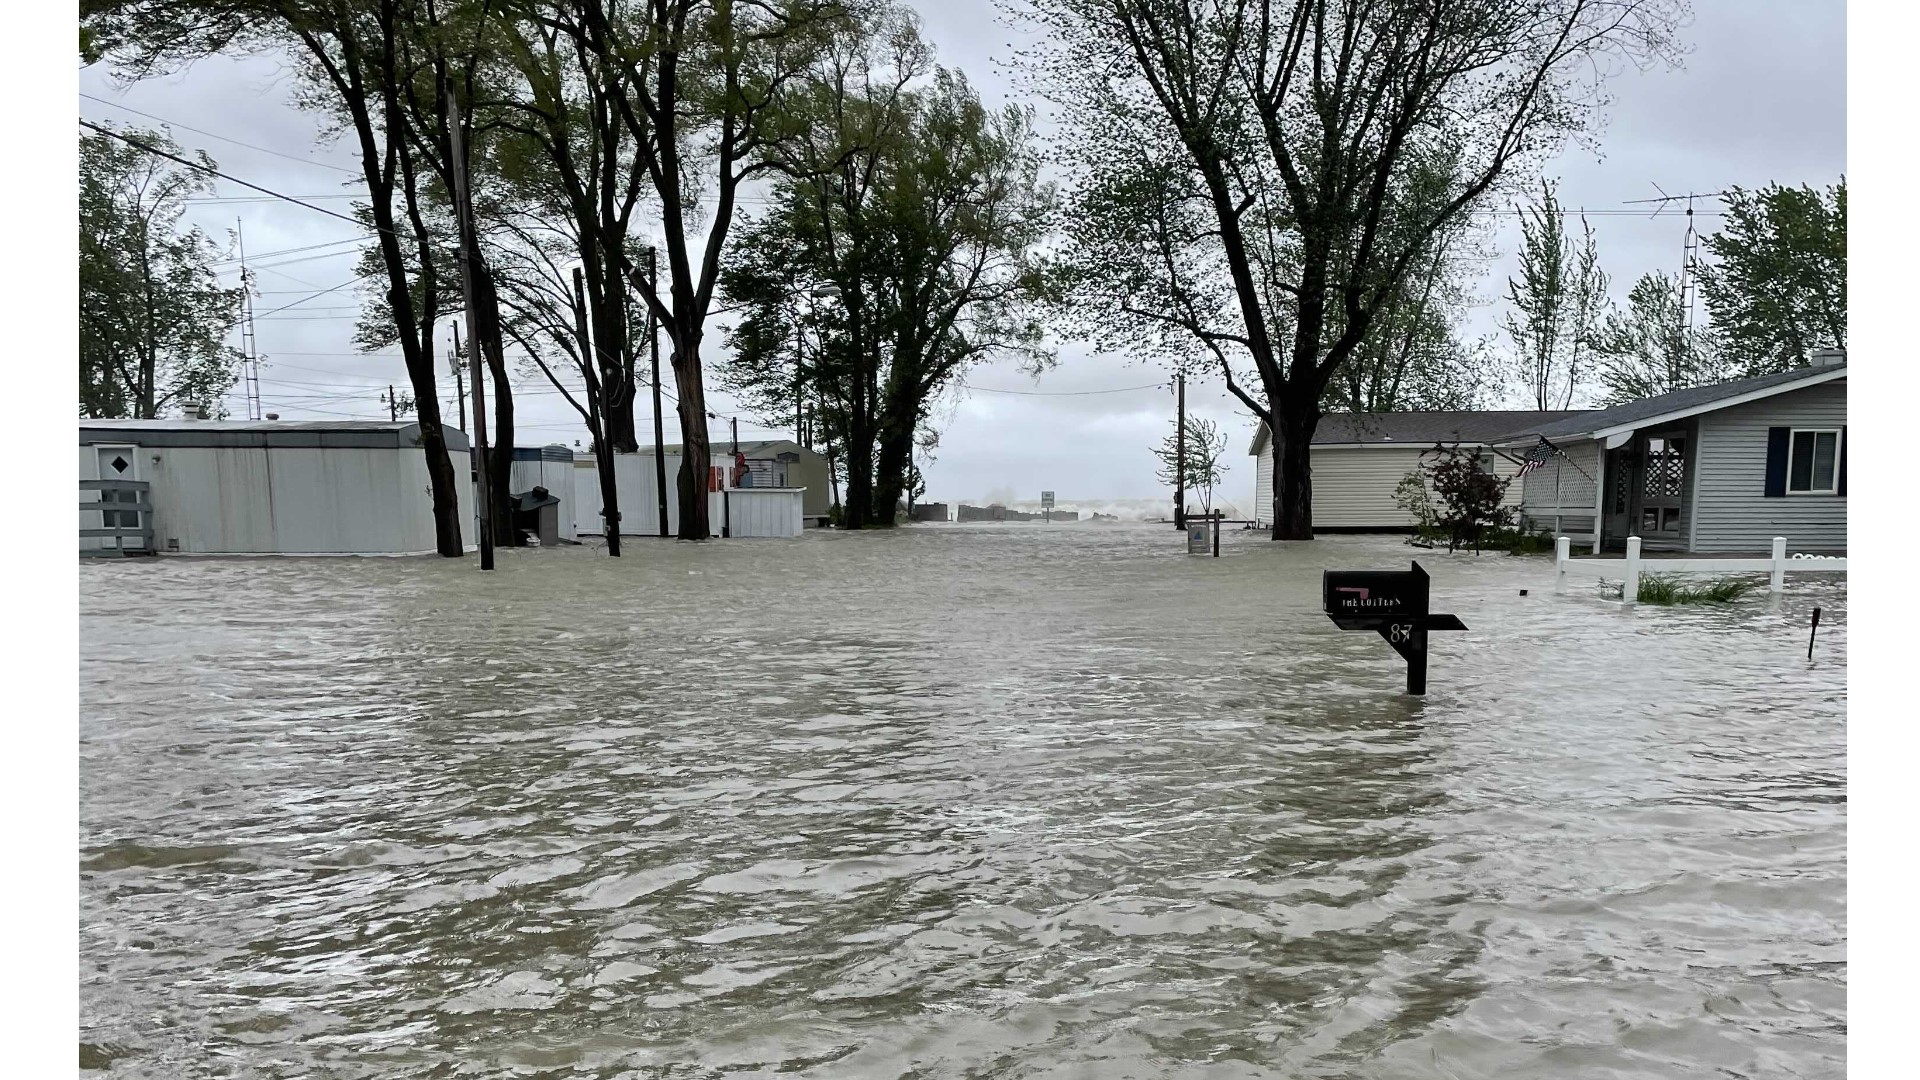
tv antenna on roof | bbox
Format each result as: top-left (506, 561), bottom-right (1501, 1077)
top-left (236, 219), bottom-right (264, 421)
top-left (1624, 185), bottom-right (1733, 339)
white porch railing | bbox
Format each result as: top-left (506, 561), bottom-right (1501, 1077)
top-left (1555, 534), bottom-right (1846, 601)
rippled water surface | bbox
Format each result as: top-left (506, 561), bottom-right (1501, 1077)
top-left (79, 525), bottom-right (1846, 1078)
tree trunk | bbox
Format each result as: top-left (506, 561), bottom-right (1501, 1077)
top-left (594, 436), bottom-right (621, 544)
top-left (1270, 408), bottom-right (1320, 541)
top-left (588, 249), bottom-right (639, 452)
top-left (671, 331), bottom-right (712, 540)
top-left (871, 404), bottom-right (918, 529)
top-left (841, 411), bottom-right (876, 530)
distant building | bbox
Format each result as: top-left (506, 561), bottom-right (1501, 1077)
top-left (912, 502), bottom-right (950, 522)
top-left (1246, 410), bottom-right (1585, 531)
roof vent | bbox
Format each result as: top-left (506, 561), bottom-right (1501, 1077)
top-left (265, 413), bottom-right (280, 421)
top-left (178, 402), bottom-right (208, 421)
top-left (1810, 347), bottom-right (1846, 368)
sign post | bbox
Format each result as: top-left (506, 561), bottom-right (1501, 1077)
top-left (1322, 561), bottom-right (1467, 694)
top-left (1041, 491), bottom-right (1054, 523)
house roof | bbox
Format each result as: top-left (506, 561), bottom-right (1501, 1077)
top-left (79, 418), bottom-right (471, 452)
top-left (1247, 410), bottom-right (1587, 455)
top-left (1487, 365), bottom-right (1849, 446)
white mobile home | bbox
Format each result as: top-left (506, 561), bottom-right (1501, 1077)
top-left (572, 440), bottom-right (823, 539)
top-left (1492, 359), bottom-right (1847, 554)
top-left (79, 419), bottom-right (473, 555)
top-left (1246, 411), bottom-right (1586, 530)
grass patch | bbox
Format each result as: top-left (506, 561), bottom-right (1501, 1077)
top-left (1635, 572), bottom-right (1755, 605)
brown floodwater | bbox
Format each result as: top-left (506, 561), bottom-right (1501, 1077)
top-left (79, 524), bottom-right (1846, 1078)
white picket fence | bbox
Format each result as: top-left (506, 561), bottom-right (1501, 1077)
top-left (1555, 535), bottom-right (1847, 603)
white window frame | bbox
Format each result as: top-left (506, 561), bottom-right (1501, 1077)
top-left (1786, 428), bottom-right (1843, 495)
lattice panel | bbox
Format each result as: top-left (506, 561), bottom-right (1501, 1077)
top-left (1643, 447), bottom-right (1685, 499)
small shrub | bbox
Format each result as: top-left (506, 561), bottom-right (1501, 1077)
top-left (1484, 525), bottom-right (1556, 555)
top-left (1636, 573), bottom-right (1681, 604)
top-left (1418, 443), bottom-right (1515, 553)
top-left (1684, 577), bottom-right (1755, 603)
top-left (1393, 472), bottom-right (1446, 547)
top-left (1635, 572), bottom-right (1754, 605)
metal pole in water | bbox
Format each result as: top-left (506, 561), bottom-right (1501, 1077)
top-left (1808, 607), bottom-right (1821, 660)
top-left (448, 91), bottom-right (493, 571)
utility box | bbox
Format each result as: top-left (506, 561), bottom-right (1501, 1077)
top-left (512, 486), bottom-right (562, 546)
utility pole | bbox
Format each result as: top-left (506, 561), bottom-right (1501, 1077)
top-left (793, 309), bottom-right (805, 447)
top-left (450, 324), bottom-right (466, 433)
top-left (723, 416), bottom-right (739, 538)
top-left (1174, 373), bottom-right (1187, 530)
top-left (388, 385), bottom-right (398, 422)
top-left (571, 267), bottom-right (619, 557)
top-left (449, 91), bottom-right (494, 571)
top-left (647, 246), bottom-right (669, 538)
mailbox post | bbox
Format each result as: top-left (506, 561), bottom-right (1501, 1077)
top-left (1322, 561), bottom-right (1467, 695)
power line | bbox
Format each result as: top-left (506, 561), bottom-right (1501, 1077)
top-left (212, 237), bottom-right (371, 267)
top-left (961, 380), bottom-right (1168, 396)
top-left (81, 120), bottom-right (384, 234)
top-left (188, 195), bottom-right (363, 203)
top-left (80, 93), bottom-right (362, 177)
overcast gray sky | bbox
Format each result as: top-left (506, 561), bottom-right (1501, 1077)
top-left (77, 0), bottom-right (1845, 517)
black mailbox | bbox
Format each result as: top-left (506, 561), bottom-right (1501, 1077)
top-left (1322, 561), bottom-right (1466, 695)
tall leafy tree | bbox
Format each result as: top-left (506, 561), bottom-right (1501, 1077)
top-left (1019, 0), bottom-right (1683, 538)
top-left (1502, 180), bottom-right (1607, 409)
top-left (1594, 270), bottom-right (1725, 404)
top-left (84, 0), bottom-right (485, 557)
top-left (1698, 178), bottom-right (1846, 375)
top-left (487, 4), bottom-right (657, 453)
top-left (79, 126), bottom-right (244, 419)
top-left (540, 0), bottom-right (860, 539)
top-left (719, 44), bottom-right (1053, 529)
top-left (1327, 206), bottom-right (1494, 414)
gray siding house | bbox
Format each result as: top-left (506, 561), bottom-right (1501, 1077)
top-left (1491, 357), bottom-right (1847, 554)
top-left (1247, 410), bottom-right (1584, 529)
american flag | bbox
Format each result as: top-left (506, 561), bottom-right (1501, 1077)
top-left (1517, 436), bottom-right (1557, 475)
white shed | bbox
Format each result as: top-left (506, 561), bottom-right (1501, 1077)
top-left (572, 450), bottom-right (806, 539)
top-left (79, 419), bottom-right (474, 555)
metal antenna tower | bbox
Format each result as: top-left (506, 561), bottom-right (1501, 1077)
top-left (236, 219), bottom-right (264, 420)
top-left (1625, 186), bottom-right (1733, 339)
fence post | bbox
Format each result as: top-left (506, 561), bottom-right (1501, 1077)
top-left (1623, 536), bottom-right (1641, 605)
top-left (1555, 535), bottom-right (1569, 588)
top-left (1771, 536), bottom-right (1788, 593)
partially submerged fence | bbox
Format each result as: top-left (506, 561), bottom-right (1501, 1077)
top-left (1555, 535), bottom-right (1846, 602)
top-left (80, 479), bottom-right (154, 557)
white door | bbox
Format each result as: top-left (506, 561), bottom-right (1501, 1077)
top-left (1637, 432), bottom-right (1686, 540)
top-left (90, 444), bottom-right (144, 550)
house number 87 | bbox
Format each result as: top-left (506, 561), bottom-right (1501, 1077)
top-left (1389, 624), bottom-right (1412, 643)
